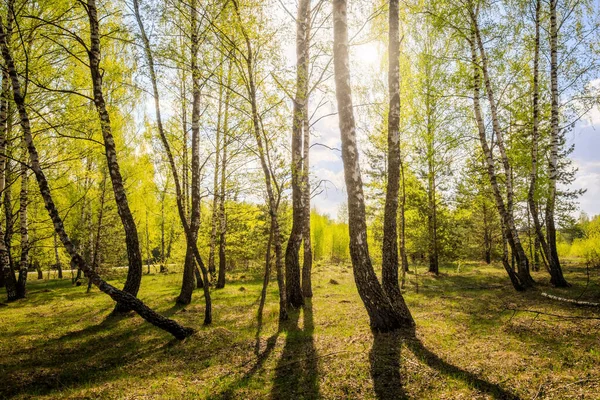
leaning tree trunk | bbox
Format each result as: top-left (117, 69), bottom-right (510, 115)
top-left (545, 0), bottom-right (569, 287)
top-left (333, 0), bottom-right (413, 331)
top-left (469, 22), bottom-right (523, 291)
top-left (470, 8), bottom-right (534, 288)
top-left (86, 0), bottom-right (144, 312)
top-left (0, 8), bottom-right (17, 301)
top-left (528, 0), bottom-right (554, 279)
top-left (15, 138), bottom-right (28, 298)
top-left (208, 69), bottom-right (223, 281)
top-left (381, 0), bottom-right (413, 320)
top-left (133, 0), bottom-right (212, 318)
top-left (0, 18), bottom-right (193, 339)
top-left (284, 0), bottom-right (311, 309)
top-left (233, 0), bottom-right (288, 321)
top-left (216, 61), bottom-right (232, 290)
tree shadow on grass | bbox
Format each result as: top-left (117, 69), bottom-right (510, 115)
top-left (212, 306), bottom-right (280, 400)
top-left (270, 299), bottom-right (319, 399)
top-left (369, 327), bottom-right (520, 400)
top-left (370, 331), bottom-right (408, 400)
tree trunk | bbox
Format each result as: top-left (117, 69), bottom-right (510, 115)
top-left (546, 0), bottom-right (569, 287)
top-left (284, 0), bottom-right (311, 309)
top-left (0, 6), bottom-right (16, 301)
top-left (209, 68), bottom-right (223, 281)
top-left (179, 0), bottom-right (205, 301)
top-left (16, 137), bottom-right (29, 298)
top-left (233, 0), bottom-right (288, 321)
top-left (301, 66), bottom-right (313, 298)
top-left (88, 173), bottom-right (107, 293)
top-left (0, 19), bottom-right (193, 339)
top-left (399, 160), bottom-right (409, 272)
top-left (86, 0), bottom-right (144, 312)
top-left (469, 21), bottom-right (524, 291)
top-left (217, 61), bottom-right (232, 290)
top-left (333, 0), bottom-right (413, 331)
top-left (133, 0), bottom-right (211, 322)
top-left (381, 0), bottom-right (413, 321)
top-left (470, 8), bottom-right (534, 288)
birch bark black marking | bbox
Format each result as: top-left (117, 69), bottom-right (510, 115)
top-left (381, 0), bottom-right (414, 322)
top-left (133, 0), bottom-right (212, 322)
top-left (284, 0), bottom-right (311, 309)
top-left (333, 0), bottom-right (413, 331)
top-left (469, 21), bottom-right (524, 291)
top-left (545, 0), bottom-right (569, 287)
top-left (232, 0), bottom-right (288, 321)
top-left (470, 7), bottom-right (533, 289)
top-left (85, 0), bottom-right (144, 312)
top-left (0, 16), bottom-right (193, 339)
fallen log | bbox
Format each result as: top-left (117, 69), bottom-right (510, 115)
top-left (541, 292), bottom-right (600, 307)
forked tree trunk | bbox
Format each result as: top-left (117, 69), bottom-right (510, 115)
top-left (0, 18), bottom-right (193, 339)
top-left (285, 0), bottom-right (311, 309)
top-left (528, 0), bottom-right (553, 276)
top-left (233, 0), bottom-right (287, 321)
top-left (470, 8), bottom-right (534, 288)
top-left (333, 0), bottom-right (413, 331)
top-left (381, 0), bottom-right (413, 319)
top-left (86, 0), bottom-right (144, 312)
top-left (545, 0), bottom-right (569, 287)
top-left (133, 0), bottom-right (211, 321)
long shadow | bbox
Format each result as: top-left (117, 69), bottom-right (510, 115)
top-left (270, 299), bottom-right (320, 399)
top-left (0, 321), bottom-right (156, 398)
top-left (369, 331), bottom-right (408, 400)
top-left (403, 327), bottom-right (520, 400)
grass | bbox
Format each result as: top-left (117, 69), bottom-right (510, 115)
top-left (1, 260), bottom-right (599, 399)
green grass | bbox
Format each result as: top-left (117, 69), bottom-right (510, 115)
top-left (1, 260), bottom-right (599, 399)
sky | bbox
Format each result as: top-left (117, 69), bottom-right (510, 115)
top-left (567, 105), bottom-right (600, 217)
top-left (310, 98), bottom-right (600, 220)
top-left (307, 41), bottom-right (600, 219)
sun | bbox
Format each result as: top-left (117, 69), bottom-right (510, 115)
top-left (353, 42), bottom-right (380, 67)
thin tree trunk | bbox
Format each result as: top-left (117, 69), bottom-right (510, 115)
top-left (333, 0), bottom-right (413, 331)
top-left (284, 0), bottom-right (311, 309)
top-left (88, 172), bottom-right (107, 293)
top-left (482, 201), bottom-right (492, 264)
top-left (233, 0), bottom-right (288, 321)
top-left (133, 0), bottom-right (211, 321)
top-left (217, 61), bottom-right (232, 290)
top-left (469, 21), bottom-right (524, 291)
top-left (399, 159), bottom-right (409, 272)
top-left (0, 19), bottom-right (193, 339)
top-left (86, 0), bottom-right (144, 312)
top-left (301, 61), bottom-right (313, 298)
top-left (16, 137), bottom-right (28, 298)
top-left (382, 0), bottom-right (413, 320)
top-left (470, 7), bottom-right (534, 288)
top-left (209, 66), bottom-right (224, 281)
top-left (546, 0), bottom-right (569, 287)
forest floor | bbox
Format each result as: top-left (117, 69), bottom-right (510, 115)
top-left (1, 260), bottom-right (599, 399)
